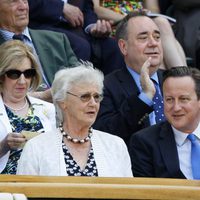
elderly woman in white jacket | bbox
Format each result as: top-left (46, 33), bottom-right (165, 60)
top-left (0, 40), bottom-right (56, 174)
top-left (17, 62), bottom-right (133, 177)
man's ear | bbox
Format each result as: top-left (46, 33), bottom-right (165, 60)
top-left (118, 39), bottom-right (128, 56)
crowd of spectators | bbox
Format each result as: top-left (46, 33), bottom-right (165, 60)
top-left (0, 0), bottom-right (200, 181)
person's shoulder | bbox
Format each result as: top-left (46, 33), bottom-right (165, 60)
top-left (105, 68), bottom-right (125, 79)
top-left (104, 67), bottom-right (128, 86)
top-left (29, 28), bottom-right (66, 38)
top-left (131, 121), bottom-right (169, 141)
top-left (25, 129), bottom-right (59, 146)
top-left (93, 129), bottom-right (124, 143)
top-left (28, 96), bottom-right (54, 107)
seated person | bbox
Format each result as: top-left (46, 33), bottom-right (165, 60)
top-left (94, 11), bottom-right (166, 144)
top-left (93, 0), bottom-right (142, 25)
top-left (0, 0), bottom-right (78, 102)
top-left (17, 62), bottom-right (132, 177)
top-left (0, 40), bottom-right (56, 174)
top-left (93, 0), bottom-right (186, 69)
top-left (28, 0), bottom-right (126, 75)
top-left (129, 66), bottom-right (200, 179)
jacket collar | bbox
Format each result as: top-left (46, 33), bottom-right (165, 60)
top-left (159, 122), bottom-right (186, 178)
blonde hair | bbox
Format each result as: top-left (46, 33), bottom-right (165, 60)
top-left (0, 40), bottom-right (41, 91)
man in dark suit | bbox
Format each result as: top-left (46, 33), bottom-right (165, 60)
top-left (28, 0), bottom-right (125, 75)
top-left (0, 0), bottom-right (77, 101)
top-left (94, 11), bottom-right (165, 144)
top-left (129, 66), bottom-right (200, 179)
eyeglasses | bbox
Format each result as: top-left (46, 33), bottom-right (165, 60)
top-left (67, 91), bottom-right (103, 103)
top-left (5, 68), bottom-right (36, 80)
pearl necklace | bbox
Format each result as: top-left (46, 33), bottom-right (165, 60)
top-left (59, 124), bottom-right (93, 144)
top-left (4, 98), bottom-right (28, 112)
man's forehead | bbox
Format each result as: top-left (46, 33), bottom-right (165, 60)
top-left (128, 16), bottom-right (159, 30)
top-left (128, 17), bottom-right (160, 35)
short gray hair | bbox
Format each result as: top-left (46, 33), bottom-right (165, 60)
top-left (51, 61), bottom-right (104, 125)
top-left (116, 10), bottom-right (148, 41)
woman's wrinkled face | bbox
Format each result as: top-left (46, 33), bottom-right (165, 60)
top-left (62, 83), bottom-right (102, 128)
top-left (2, 57), bottom-right (32, 102)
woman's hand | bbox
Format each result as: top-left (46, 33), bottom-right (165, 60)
top-left (0, 133), bottom-right (26, 158)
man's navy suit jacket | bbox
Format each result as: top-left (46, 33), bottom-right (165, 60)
top-left (28, 0), bottom-right (97, 30)
top-left (94, 67), bottom-right (164, 144)
top-left (129, 121), bottom-right (186, 178)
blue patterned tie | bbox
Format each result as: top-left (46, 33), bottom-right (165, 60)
top-left (187, 134), bottom-right (200, 179)
top-left (152, 81), bottom-right (165, 123)
top-left (13, 34), bottom-right (24, 41)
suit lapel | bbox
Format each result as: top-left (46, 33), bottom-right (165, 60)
top-left (116, 67), bottom-right (150, 127)
top-left (29, 29), bottom-right (54, 84)
top-left (157, 69), bottom-right (164, 94)
top-left (159, 122), bottom-right (186, 178)
top-left (116, 67), bottom-right (140, 96)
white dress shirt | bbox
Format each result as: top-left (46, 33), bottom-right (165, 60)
top-left (172, 122), bottom-right (200, 179)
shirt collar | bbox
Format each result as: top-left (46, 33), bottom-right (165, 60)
top-left (126, 65), bottom-right (159, 92)
top-left (172, 122), bottom-right (200, 146)
top-left (0, 27), bottom-right (32, 42)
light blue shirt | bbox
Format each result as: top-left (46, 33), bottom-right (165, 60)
top-left (126, 66), bottom-right (162, 125)
top-left (172, 122), bottom-right (200, 179)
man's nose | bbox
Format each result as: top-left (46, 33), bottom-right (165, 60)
top-left (18, 0), bottom-right (28, 9)
top-left (148, 36), bottom-right (158, 46)
top-left (173, 101), bottom-right (182, 111)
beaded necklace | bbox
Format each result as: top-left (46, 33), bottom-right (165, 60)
top-left (59, 124), bottom-right (93, 144)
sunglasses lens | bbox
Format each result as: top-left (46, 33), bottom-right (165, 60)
top-left (5, 69), bottom-right (36, 79)
top-left (6, 70), bottom-right (21, 79)
top-left (23, 69), bottom-right (36, 78)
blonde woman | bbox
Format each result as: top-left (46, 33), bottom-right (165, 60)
top-left (0, 40), bottom-right (56, 174)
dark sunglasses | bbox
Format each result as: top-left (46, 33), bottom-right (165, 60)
top-left (5, 68), bottom-right (36, 80)
top-left (67, 91), bottom-right (103, 103)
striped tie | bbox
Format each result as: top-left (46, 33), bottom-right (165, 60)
top-left (13, 34), bottom-right (24, 41)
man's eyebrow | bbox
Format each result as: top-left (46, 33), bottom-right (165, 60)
top-left (137, 30), bottom-right (161, 36)
top-left (154, 30), bottom-right (161, 35)
top-left (137, 31), bottom-right (148, 36)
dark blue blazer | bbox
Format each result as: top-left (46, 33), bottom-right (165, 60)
top-left (94, 67), bottom-right (164, 144)
top-left (28, 0), bottom-right (97, 30)
top-left (129, 121), bottom-right (186, 178)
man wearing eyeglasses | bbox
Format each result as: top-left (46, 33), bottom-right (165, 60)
top-left (0, 0), bottom-right (78, 102)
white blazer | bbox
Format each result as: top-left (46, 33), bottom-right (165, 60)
top-left (17, 129), bottom-right (133, 177)
top-left (0, 95), bottom-right (56, 172)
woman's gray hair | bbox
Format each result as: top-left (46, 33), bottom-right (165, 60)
top-left (51, 61), bottom-right (104, 125)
